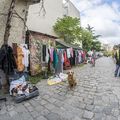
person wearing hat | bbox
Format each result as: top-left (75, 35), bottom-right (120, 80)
top-left (114, 45), bottom-right (120, 77)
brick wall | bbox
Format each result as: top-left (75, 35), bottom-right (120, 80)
top-left (29, 31), bottom-right (56, 75)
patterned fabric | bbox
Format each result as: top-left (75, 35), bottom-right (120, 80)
top-left (17, 46), bottom-right (24, 72)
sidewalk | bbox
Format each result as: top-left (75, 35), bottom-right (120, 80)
top-left (0, 57), bottom-right (120, 120)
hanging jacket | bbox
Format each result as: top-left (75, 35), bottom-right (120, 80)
top-left (0, 45), bottom-right (17, 75)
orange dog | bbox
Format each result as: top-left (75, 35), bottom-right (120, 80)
top-left (67, 71), bottom-right (77, 89)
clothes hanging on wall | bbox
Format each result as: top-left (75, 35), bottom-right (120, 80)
top-left (0, 45), bottom-right (17, 75)
top-left (63, 50), bottom-right (71, 70)
top-left (57, 50), bottom-right (64, 74)
top-left (79, 51), bottom-right (82, 63)
top-left (48, 49), bottom-right (51, 71)
top-left (66, 48), bottom-right (71, 58)
top-left (42, 45), bottom-right (46, 62)
top-left (22, 46), bottom-right (30, 68)
top-left (17, 44), bottom-right (30, 72)
top-left (53, 49), bottom-right (58, 74)
top-left (50, 47), bottom-right (54, 62)
top-left (63, 50), bottom-right (67, 63)
top-left (17, 46), bottom-right (24, 72)
top-left (45, 47), bottom-right (49, 63)
top-left (70, 47), bottom-right (73, 57)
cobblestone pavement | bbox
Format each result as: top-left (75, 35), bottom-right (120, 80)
top-left (1, 57), bottom-right (120, 120)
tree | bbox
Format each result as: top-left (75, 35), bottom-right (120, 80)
top-left (86, 24), bottom-right (95, 33)
top-left (81, 28), bottom-right (93, 51)
top-left (85, 24), bottom-right (102, 51)
top-left (53, 16), bottom-right (81, 44)
top-left (91, 41), bottom-right (101, 51)
top-left (86, 24), bottom-right (101, 40)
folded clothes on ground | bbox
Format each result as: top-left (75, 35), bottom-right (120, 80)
top-left (59, 73), bottom-right (68, 81)
top-left (10, 75), bottom-right (39, 98)
top-left (47, 73), bottom-right (68, 85)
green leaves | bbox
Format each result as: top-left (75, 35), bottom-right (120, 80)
top-left (53, 17), bottom-right (101, 51)
top-left (53, 16), bottom-right (81, 44)
top-left (91, 41), bottom-right (101, 51)
top-left (81, 29), bottom-right (93, 50)
top-left (82, 24), bottom-right (101, 51)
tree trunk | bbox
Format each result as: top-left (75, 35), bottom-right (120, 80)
top-left (3, 0), bottom-right (16, 45)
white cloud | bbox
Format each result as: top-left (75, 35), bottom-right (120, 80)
top-left (70, 0), bottom-right (120, 45)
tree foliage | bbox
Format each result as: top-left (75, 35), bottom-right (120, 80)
top-left (85, 24), bottom-right (101, 51)
top-left (91, 41), bottom-right (101, 51)
top-left (86, 24), bottom-right (95, 33)
top-left (80, 29), bottom-right (93, 51)
top-left (53, 16), bottom-right (81, 43)
top-left (86, 24), bottom-right (101, 40)
top-left (53, 17), bottom-right (101, 51)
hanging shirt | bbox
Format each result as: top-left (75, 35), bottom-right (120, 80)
top-left (67, 48), bottom-right (71, 58)
top-left (70, 47), bottom-right (73, 57)
top-left (62, 53), bottom-right (64, 63)
top-left (45, 47), bottom-right (49, 63)
top-left (50, 48), bottom-right (54, 62)
top-left (0, 45), bottom-right (17, 75)
top-left (22, 47), bottom-right (30, 67)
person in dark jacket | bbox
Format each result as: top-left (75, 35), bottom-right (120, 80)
top-left (114, 45), bottom-right (120, 77)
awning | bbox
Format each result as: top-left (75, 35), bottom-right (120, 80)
top-left (56, 39), bottom-right (70, 48)
top-left (56, 39), bottom-right (82, 50)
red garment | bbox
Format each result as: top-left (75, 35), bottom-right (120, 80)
top-left (83, 51), bottom-right (86, 59)
top-left (63, 51), bottom-right (71, 70)
top-left (63, 51), bottom-right (67, 63)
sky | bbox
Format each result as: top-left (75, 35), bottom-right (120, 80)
top-left (70, 0), bottom-right (120, 45)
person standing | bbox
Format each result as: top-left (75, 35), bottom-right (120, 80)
top-left (114, 45), bottom-right (120, 77)
top-left (91, 49), bottom-right (96, 67)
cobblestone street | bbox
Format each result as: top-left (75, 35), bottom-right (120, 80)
top-left (1, 57), bottom-right (120, 120)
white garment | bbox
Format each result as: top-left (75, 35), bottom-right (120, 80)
top-left (19, 44), bottom-right (30, 67)
top-left (22, 47), bottom-right (30, 67)
top-left (79, 52), bottom-right (82, 63)
top-left (45, 47), bottom-right (49, 63)
top-left (67, 48), bottom-right (71, 58)
top-left (59, 73), bottom-right (68, 81)
top-left (62, 53), bottom-right (64, 63)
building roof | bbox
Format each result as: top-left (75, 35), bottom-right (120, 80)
top-left (28, 30), bottom-right (57, 39)
top-left (56, 39), bottom-right (82, 50)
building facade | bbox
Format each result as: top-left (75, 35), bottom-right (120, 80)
top-left (27, 0), bottom-right (80, 37)
top-left (0, 0), bottom-right (40, 47)
top-left (26, 0), bottom-right (81, 75)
